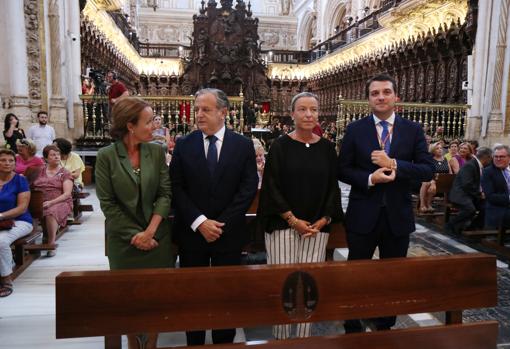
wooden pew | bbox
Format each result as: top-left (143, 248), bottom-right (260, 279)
top-left (24, 189), bottom-right (61, 251)
top-left (70, 190), bottom-right (93, 225)
top-left (416, 173), bottom-right (456, 220)
top-left (481, 226), bottom-right (510, 261)
top-left (56, 253), bottom-right (497, 349)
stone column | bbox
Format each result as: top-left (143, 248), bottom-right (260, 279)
top-left (470, 0), bottom-right (510, 145)
top-left (0, 0), bottom-right (30, 124)
top-left (63, 0), bottom-right (84, 138)
top-left (47, 0), bottom-right (69, 137)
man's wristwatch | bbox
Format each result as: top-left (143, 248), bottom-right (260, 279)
top-left (323, 216), bottom-right (332, 225)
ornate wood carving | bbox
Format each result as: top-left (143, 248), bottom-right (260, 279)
top-left (302, 16), bottom-right (475, 121)
top-left (80, 16), bottom-right (138, 93)
top-left (180, 0), bottom-right (270, 101)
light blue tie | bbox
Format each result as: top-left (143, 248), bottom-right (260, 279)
top-left (379, 120), bottom-right (391, 154)
top-left (503, 169), bottom-right (510, 193)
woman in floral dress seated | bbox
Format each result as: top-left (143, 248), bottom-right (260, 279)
top-left (32, 145), bottom-right (73, 257)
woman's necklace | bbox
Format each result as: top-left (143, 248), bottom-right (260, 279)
top-left (291, 133), bottom-right (314, 148)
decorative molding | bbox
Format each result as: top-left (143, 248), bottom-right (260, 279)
top-left (24, 0), bottom-right (43, 105)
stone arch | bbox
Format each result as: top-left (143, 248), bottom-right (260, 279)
top-left (297, 10), bottom-right (316, 50)
top-left (322, 0), bottom-right (347, 39)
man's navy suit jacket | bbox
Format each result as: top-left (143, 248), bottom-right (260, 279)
top-left (337, 115), bottom-right (434, 237)
top-left (169, 129), bottom-right (258, 252)
top-left (481, 163), bottom-right (510, 228)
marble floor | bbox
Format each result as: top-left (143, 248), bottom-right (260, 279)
top-left (1, 186), bottom-right (509, 348)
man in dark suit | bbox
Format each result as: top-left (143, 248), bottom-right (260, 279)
top-left (481, 144), bottom-right (510, 229)
top-left (337, 74), bottom-right (435, 333)
top-left (446, 147), bottom-right (493, 234)
top-left (169, 88), bottom-right (258, 345)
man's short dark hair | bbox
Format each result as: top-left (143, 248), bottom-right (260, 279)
top-left (37, 111), bottom-right (48, 118)
top-left (476, 147), bottom-right (492, 160)
top-left (195, 88), bottom-right (230, 110)
top-left (365, 74), bottom-right (398, 98)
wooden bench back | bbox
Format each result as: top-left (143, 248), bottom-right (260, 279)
top-left (56, 253), bottom-right (496, 339)
top-left (28, 190), bottom-right (44, 221)
top-left (207, 322), bottom-right (498, 349)
top-left (435, 173), bottom-right (456, 194)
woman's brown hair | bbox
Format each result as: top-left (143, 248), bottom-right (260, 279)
top-left (0, 148), bottom-right (16, 161)
top-left (110, 97), bottom-right (151, 140)
top-left (42, 145), bottom-right (60, 159)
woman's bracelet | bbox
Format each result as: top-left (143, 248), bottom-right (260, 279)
top-left (288, 217), bottom-right (298, 228)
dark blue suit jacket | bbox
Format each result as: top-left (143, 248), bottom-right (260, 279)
top-left (169, 129), bottom-right (258, 252)
top-left (481, 164), bottom-right (510, 228)
top-left (337, 115), bottom-right (434, 236)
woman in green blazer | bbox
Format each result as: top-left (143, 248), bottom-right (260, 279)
top-left (96, 96), bottom-right (173, 348)
top-left (96, 96), bottom-right (174, 270)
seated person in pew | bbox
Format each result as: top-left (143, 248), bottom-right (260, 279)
top-left (254, 142), bottom-right (265, 189)
top-left (444, 140), bottom-right (459, 162)
top-left (481, 144), bottom-right (510, 229)
top-left (0, 149), bottom-right (33, 297)
top-left (449, 142), bottom-right (473, 174)
top-left (96, 97), bottom-right (174, 349)
top-left (14, 138), bottom-right (44, 175)
top-left (446, 147), bottom-right (493, 235)
top-left (419, 142), bottom-right (452, 213)
top-left (32, 145), bottom-right (73, 257)
top-left (53, 138), bottom-right (85, 190)
top-left (257, 92), bottom-right (343, 339)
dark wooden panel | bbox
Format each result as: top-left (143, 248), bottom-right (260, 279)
top-left (56, 254), bottom-right (496, 338)
top-left (192, 322), bottom-right (498, 349)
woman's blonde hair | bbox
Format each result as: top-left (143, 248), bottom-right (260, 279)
top-left (110, 97), bottom-right (151, 140)
top-left (16, 138), bottom-right (37, 156)
top-left (428, 141), bottom-right (442, 154)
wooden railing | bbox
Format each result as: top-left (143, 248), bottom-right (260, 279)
top-left (79, 95), bottom-right (244, 146)
top-left (138, 43), bottom-right (191, 59)
top-left (335, 98), bottom-right (469, 147)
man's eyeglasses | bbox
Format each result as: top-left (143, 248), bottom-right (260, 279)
top-left (494, 155), bottom-right (509, 159)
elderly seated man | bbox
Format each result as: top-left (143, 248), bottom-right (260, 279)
top-left (445, 147), bottom-right (493, 235)
top-left (481, 144), bottom-right (510, 230)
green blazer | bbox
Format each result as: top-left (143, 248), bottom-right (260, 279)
top-left (96, 141), bottom-right (172, 269)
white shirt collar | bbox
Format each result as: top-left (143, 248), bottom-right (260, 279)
top-left (202, 125), bottom-right (225, 142)
top-left (373, 113), bottom-right (396, 126)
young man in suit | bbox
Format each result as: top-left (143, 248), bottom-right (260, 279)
top-left (337, 74), bottom-right (435, 333)
top-left (481, 144), bottom-right (510, 229)
top-left (169, 88), bottom-right (258, 345)
top-left (446, 147), bottom-right (493, 234)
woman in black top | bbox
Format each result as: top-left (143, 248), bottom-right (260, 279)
top-left (257, 92), bottom-right (343, 339)
top-left (419, 141), bottom-right (451, 213)
top-left (3, 114), bottom-right (26, 153)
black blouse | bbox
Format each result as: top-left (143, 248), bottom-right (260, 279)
top-left (3, 129), bottom-right (25, 153)
top-left (257, 135), bottom-right (343, 233)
